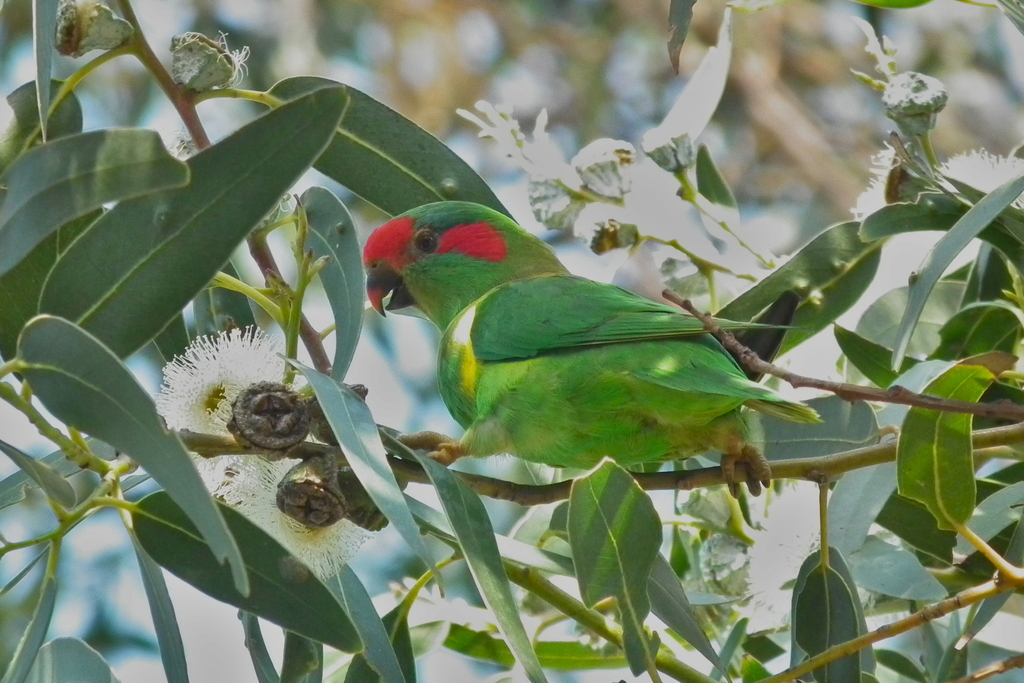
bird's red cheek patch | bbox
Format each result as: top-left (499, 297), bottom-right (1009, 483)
top-left (363, 216), bottom-right (415, 267)
top-left (437, 222), bottom-right (507, 262)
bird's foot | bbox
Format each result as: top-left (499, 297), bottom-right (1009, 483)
top-left (397, 431), bottom-right (467, 466)
top-left (721, 445), bottom-right (772, 497)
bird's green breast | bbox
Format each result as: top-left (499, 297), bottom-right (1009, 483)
top-left (438, 303), bottom-right (481, 428)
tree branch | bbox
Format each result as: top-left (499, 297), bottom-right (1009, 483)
top-left (176, 420), bottom-right (1024, 506)
top-left (947, 654), bottom-right (1024, 683)
top-left (666, 291), bottom-right (1024, 422)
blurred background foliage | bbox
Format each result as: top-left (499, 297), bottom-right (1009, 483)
top-left (2, 0), bottom-right (1024, 681)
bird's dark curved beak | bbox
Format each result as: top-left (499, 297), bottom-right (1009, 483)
top-left (366, 261), bottom-right (416, 316)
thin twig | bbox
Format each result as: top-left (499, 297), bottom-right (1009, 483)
top-left (947, 654), bottom-right (1024, 683)
top-left (666, 291), bottom-right (1024, 422)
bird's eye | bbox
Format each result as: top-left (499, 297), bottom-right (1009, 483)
top-left (413, 229), bottom-right (439, 253)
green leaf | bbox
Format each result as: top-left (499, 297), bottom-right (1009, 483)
top-left (193, 261), bottom-right (256, 337)
top-left (445, 624), bottom-right (630, 671)
top-left (345, 602), bottom-right (416, 683)
top-left (240, 613), bottom-right (281, 683)
top-left (0, 549), bottom-right (47, 599)
top-left (329, 567), bottom-right (408, 683)
top-left (741, 656), bottom-right (771, 683)
top-left (1, 543), bottom-right (58, 683)
top-left (0, 437), bottom-right (76, 508)
top-left (0, 209), bottom-right (97, 361)
top-left (290, 364), bottom-right (436, 576)
top-left (133, 491), bottom-right (361, 652)
top-left (955, 481), bottom-right (1024, 554)
top-left (741, 636), bottom-right (785, 665)
top-left (875, 650), bottom-right (927, 683)
top-left (414, 456), bottom-right (548, 683)
top-left (568, 460), bottom-right (661, 677)
top-left (647, 556), bottom-right (726, 676)
top-left (129, 532), bottom-right (189, 683)
top-left (759, 396), bottom-right (878, 462)
top-left (268, 77), bottom-right (508, 217)
top-left (280, 632), bottom-right (321, 683)
top-left (856, 282), bottom-right (964, 360)
top-left (876, 493), bottom-right (957, 563)
top-left (962, 244), bottom-right (1013, 306)
top-left (933, 302), bottom-right (1023, 361)
top-left (0, 80), bottom-right (82, 175)
top-left (855, 0), bottom-right (932, 6)
top-left (961, 505), bottom-right (1024, 643)
top-left (997, 0), bottom-right (1024, 38)
top-left (719, 222), bottom-right (882, 355)
top-left (39, 87), bottom-right (346, 358)
top-left (897, 361), bottom-right (1004, 529)
top-left (834, 326), bottom-right (917, 388)
top-left (301, 188), bottom-right (364, 379)
top-left (18, 316), bottom-right (247, 593)
top-left (0, 129), bottom-right (189, 277)
top-left (892, 171), bottom-right (1024, 368)
top-left (25, 638), bottom-right (121, 683)
top-left (695, 145), bottom-right (737, 209)
top-left (33, 0), bottom-right (60, 140)
top-left (714, 618), bottom-right (746, 682)
top-left (793, 563), bottom-right (861, 683)
top-left (667, 0), bottom-right (697, 73)
top-left (153, 314), bottom-right (191, 363)
top-left (847, 537), bottom-right (946, 601)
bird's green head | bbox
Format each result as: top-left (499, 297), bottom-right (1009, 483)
top-left (363, 201), bottom-right (566, 330)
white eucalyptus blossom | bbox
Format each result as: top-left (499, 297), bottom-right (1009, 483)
top-left (156, 327), bottom-right (372, 580)
top-left (571, 138), bottom-right (636, 199)
top-left (940, 150), bottom-right (1024, 207)
top-left (851, 145), bottom-right (896, 221)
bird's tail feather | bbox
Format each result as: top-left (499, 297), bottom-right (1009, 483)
top-left (747, 399), bottom-right (821, 423)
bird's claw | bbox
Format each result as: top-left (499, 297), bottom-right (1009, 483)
top-left (721, 445), bottom-right (772, 497)
top-left (397, 431), bottom-right (466, 466)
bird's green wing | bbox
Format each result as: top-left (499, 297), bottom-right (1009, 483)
top-left (468, 275), bottom-right (773, 361)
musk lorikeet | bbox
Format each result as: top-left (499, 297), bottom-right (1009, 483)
top-left (362, 201), bottom-right (819, 494)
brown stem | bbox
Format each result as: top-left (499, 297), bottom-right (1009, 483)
top-left (947, 654), bottom-right (1024, 683)
top-left (177, 420), bottom-right (1024, 506)
top-left (667, 291), bottom-right (1024, 423)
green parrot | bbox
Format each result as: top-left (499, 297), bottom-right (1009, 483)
top-left (362, 201), bottom-right (819, 493)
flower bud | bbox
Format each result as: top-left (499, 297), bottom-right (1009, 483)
top-left (882, 72), bottom-right (948, 137)
top-left (527, 176), bottom-right (586, 231)
top-left (641, 130), bottom-right (695, 173)
top-left (335, 467), bottom-right (389, 532)
top-left (170, 32), bottom-right (241, 92)
top-left (56, 0), bottom-right (133, 58)
top-left (227, 382), bottom-right (310, 451)
top-left (571, 139), bottom-right (636, 199)
top-left (589, 219), bottom-right (639, 254)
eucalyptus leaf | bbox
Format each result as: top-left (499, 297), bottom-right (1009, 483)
top-left (568, 460), bottom-right (660, 677)
top-left (834, 326), bottom-right (917, 388)
top-left (0, 549), bottom-right (47, 599)
top-left (954, 482), bottom-right (1024, 555)
top-left (130, 532), bottom-right (189, 683)
top-left (740, 656), bottom-right (771, 683)
top-left (39, 87), bottom-right (346, 357)
top-left (133, 491), bottom-right (361, 652)
top-left (648, 556), bottom-right (727, 677)
top-left (1, 543), bottom-right (57, 683)
top-left (329, 566), bottom-right (408, 683)
top-left (240, 613), bottom-right (281, 683)
top-left (290, 364), bottom-right (437, 577)
top-left (18, 316), bottom-right (247, 593)
top-left (0, 129), bottom-right (189, 277)
top-left (0, 438), bottom-right (76, 508)
top-left (876, 493), bottom-right (957, 563)
top-left (847, 537), bottom-right (946, 601)
top-left (961, 509), bottom-right (1024, 644)
top-left (897, 361), bottom-right (1005, 530)
top-left (414, 456), bottom-right (548, 683)
top-left (153, 314), bottom-right (191, 363)
top-left (280, 632), bottom-right (321, 683)
top-left (759, 396), bottom-right (878, 462)
top-left (695, 145), bottom-right (737, 209)
top-left (667, 0), bottom-right (698, 73)
top-left (24, 638), bottom-right (121, 683)
top-left (344, 602), bottom-right (416, 683)
top-left (0, 209), bottom-right (98, 361)
top-left (268, 77), bottom-right (507, 217)
top-left (856, 282), bottom-right (964, 360)
top-left (444, 624), bottom-right (629, 671)
top-left (892, 171), bottom-right (1024, 369)
top-left (301, 187), bottom-right (364, 379)
top-left (720, 222), bottom-right (882, 355)
top-left (793, 562), bottom-right (861, 683)
top-left (933, 302), bottom-right (1023, 361)
top-left (33, 0), bottom-right (60, 140)
top-left (713, 618), bottom-right (746, 682)
top-left (875, 649), bottom-right (927, 683)
top-left (0, 80), bottom-right (82, 175)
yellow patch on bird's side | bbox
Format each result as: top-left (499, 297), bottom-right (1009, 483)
top-left (451, 305), bottom-right (479, 397)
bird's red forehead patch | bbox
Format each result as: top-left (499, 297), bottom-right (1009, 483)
top-left (438, 222), bottom-right (507, 262)
top-left (363, 216), bottom-right (415, 267)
